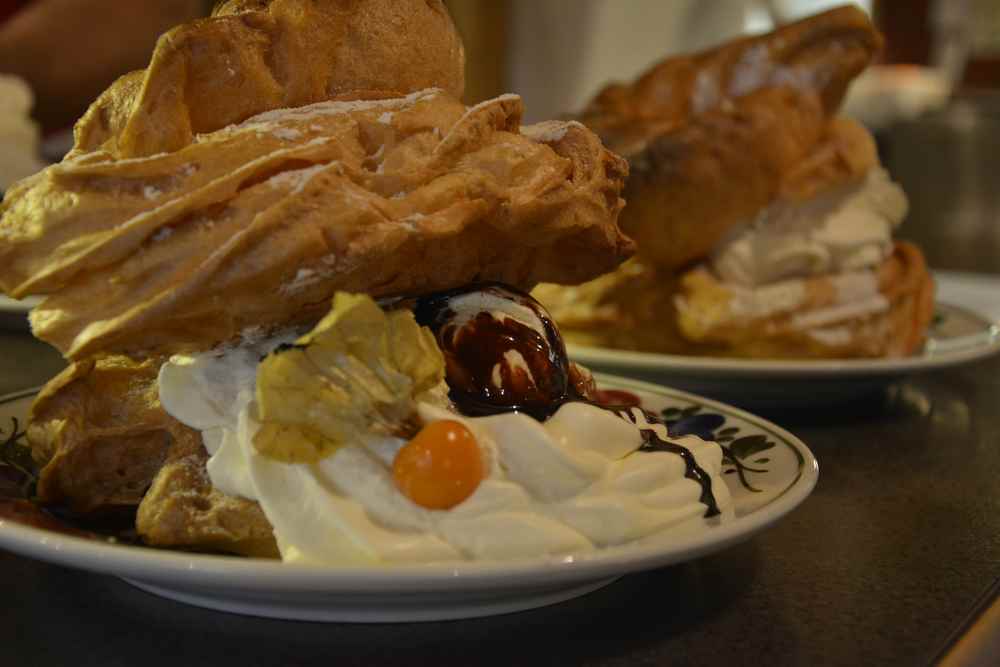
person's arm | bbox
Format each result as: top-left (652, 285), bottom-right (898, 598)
top-left (0, 0), bottom-right (209, 132)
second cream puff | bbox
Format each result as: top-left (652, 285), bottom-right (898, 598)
top-left (535, 6), bottom-right (934, 359)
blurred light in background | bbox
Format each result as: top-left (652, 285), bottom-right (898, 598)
top-left (448, 0), bottom-right (876, 119)
top-left (746, 1), bottom-right (872, 34)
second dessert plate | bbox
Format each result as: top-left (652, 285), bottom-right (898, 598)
top-left (569, 272), bottom-right (1000, 409)
top-left (0, 374), bottom-right (816, 622)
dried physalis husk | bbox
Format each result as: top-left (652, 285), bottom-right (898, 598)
top-left (253, 292), bottom-right (444, 463)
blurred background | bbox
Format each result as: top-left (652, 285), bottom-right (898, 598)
top-left (447, 0), bottom-right (1000, 275)
top-left (2, 0), bottom-right (1000, 271)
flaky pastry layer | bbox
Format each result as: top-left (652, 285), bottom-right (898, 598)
top-left (0, 91), bottom-right (631, 360)
top-left (72, 0), bottom-right (466, 159)
top-left (577, 6), bottom-right (882, 272)
top-left (28, 355), bottom-right (276, 555)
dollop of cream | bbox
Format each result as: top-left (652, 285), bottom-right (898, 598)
top-left (158, 341), bottom-right (733, 564)
top-left (710, 168), bottom-right (908, 288)
top-left (725, 269), bottom-right (888, 324)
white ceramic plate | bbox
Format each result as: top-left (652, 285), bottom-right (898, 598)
top-left (0, 295), bottom-right (40, 331)
top-left (0, 374), bottom-right (817, 622)
top-left (568, 272), bottom-right (1000, 409)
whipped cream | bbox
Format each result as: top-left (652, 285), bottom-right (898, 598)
top-left (724, 269), bottom-right (887, 323)
top-left (158, 341), bottom-right (733, 564)
top-left (710, 168), bottom-right (908, 288)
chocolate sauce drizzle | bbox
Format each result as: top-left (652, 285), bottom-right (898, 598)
top-left (413, 283), bottom-right (583, 420)
top-left (640, 428), bottom-right (722, 518)
top-left (410, 282), bottom-right (722, 519)
top-left (609, 406), bottom-right (721, 519)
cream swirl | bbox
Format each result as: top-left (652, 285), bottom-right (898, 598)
top-left (158, 340), bottom-right (733, 564)
top-left (710, 168), bottom-right (908, 288)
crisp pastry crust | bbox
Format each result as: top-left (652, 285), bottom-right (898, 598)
top-left (533, 259), bottom-right (699, 355)
top-left (136, 426), bottom-right (278, 558)
top-left (615, 87), bottom-right (824, 272)
top-left (71, 0), bottom-right (466, 159)
top-left (0, 91), bottom-right (631, 360)
top-left (28, 355), bottom-right (276, 555)
top-left (582, 5), bottom-right (881, 156)
top-left (537, 242), bottom-right (934, 359)
top-left (28, 356), bottom-right (174, 512)
top-left (579, 6), bottom-right (882, 271)
top-left (623, 111), bottom-right (879, 276)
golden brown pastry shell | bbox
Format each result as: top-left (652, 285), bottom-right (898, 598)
top-left (72, 0), bottom-right (466, 160)
top-left (1, 92), bottom-right (631, 361)
top-left (28, 356), bottom-right (277, 557)
top-left (578, 6), bottom-right (882, 272)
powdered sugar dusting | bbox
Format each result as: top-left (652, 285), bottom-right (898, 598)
top-left (521, 120), bottom-right (583, 143)
top-left (453, 94), bottom-right (521, 128)
top-left (151, 227), bottom-right (173, 242)
top-left (435, 94), bottom-right (523, 149)
top-left (692, 70), bottom-right (720, 114)
top-left (469, 93), bottom-right (520, 113)
top-left (199, 89), bottom-right (441, 143)
top-left (65, 151), bottom-right (169, 167)
top-left (272, 127), bottom-right (302, 141)
top-left (729, 43), bottom-right (814, 99)
top-left (267, 163), bottom-right (331, 195)
top-left (729, 44), bottom-right (771, 98)
top-left (280, 266), bottom-right (327, 295)
top-left (399, 212), bottom-right (426, 231)
top-left (242, 88), bottom-right (442, 127)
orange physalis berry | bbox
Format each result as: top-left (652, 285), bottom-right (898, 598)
top-left (392, 420), bottom-right (484, 510)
